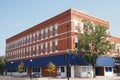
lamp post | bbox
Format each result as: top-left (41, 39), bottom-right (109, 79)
top-left (30, 59), bottom-right (32, 78)
top-left (10, 61), bottom-right (13, 76)
top-left (66, 49), bottom-right (70, 80)
top-left (66, 24), bottom-right (70, 80)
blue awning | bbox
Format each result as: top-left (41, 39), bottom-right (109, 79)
top-left (6, 54), bottom-right (89, 69)
top-left (96, 56), bottom-right (115, 67)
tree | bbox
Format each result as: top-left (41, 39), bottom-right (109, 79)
top-left (18, 61), bottom-right (24, 73)
top-left (47, 62), bottom-right (56, 77)
top-left (0, 56), bottom-right (6, 75)
top-left (77, 20), bottom-right (114, 78)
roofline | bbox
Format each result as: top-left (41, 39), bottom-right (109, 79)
top-left (70, 8), bottom-right (109, 23)
top-left (6, 8), bottom-right (109, 42)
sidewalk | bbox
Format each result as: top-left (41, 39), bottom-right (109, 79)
top-left (0, 76), bottom-right (120, 80)
top-left (34, 76), bottom-right (120, 80)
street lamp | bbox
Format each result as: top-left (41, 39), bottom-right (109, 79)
top-left (10, 61), bottom-right (13, 76)
top-left (30, 59), bottom-right (32, 62)
top-left (66, 49), bottom-right (70, 80)
top-left (30, 59), bottom-right (32, 78)
top-left (66, 24), bottom-right (70, 80)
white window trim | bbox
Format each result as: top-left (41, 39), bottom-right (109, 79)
top-left (36, 45), bottom-right (38, 56)
top-left (30, 34), bottom-right (32, 44)
top-left (41, 30), bottom-right (43, 40)
top-left (74, 36), bottom-right (78, 43)
top-left (50, 41), bottom-right (52, 53)
top-left (50, 26), bottom-right (53, 37)
top-left (45, 28), bottom-right (48, 39)
top-left (45, 42), bottom-right (48, 54)
top-left (80, 20), bottom-right (84, 34)
top-left (33, 33), bottom-right (36, 42)
top-left (55, 23), bottom-right (58, 36)
top-left (74, 19), bottom-right (78, 32)
top-left (55, 40), bottom-right (58, 52)
top-left (41, 43), bottom-right (43, 55)
top-left (87, 26), bottom-right (90, 35)
top-left (37, 31), bottom-right (39, 41)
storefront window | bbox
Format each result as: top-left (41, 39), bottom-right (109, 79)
top-left (32, 68), bottom-right (40, 72)
top-left (82, 67), bottom-right (86, 72)
top-left (105, 67), bottom-right (112, 72)
top-left (61, 67), bottom-right (64, 72)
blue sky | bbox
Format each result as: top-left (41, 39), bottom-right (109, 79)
top-left (0, 0), bottom-right (120, 56)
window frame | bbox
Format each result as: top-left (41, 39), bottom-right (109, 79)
top-left (50, 41), bottom-right (52, 53)
top-left (55, 23), bottom-right (58, 36)
top-left (50, 26), bottom-right (53, 37)
top-left (74, 20), bottom-right (78, 32)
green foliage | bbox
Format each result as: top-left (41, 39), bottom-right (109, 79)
top-left (47, 62), bottom-right (56, 73)
top-left (77, 20), bottom-right (114, 77)
top-left (18, 61), bottom-right (24, 73)
top-left (0, 56), bottom-right (6, 68)
top-left (0, 56), bottom-right (6, 75)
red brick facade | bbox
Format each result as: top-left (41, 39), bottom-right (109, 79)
top-left (110, 36), bottom-right (120, 57)
top-left (6, 9), bottom-right (110, 62)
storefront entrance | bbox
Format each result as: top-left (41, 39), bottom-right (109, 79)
top-left (96, 67), bottom-right (104, 76)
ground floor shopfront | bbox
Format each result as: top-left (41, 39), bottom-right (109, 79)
top-left (96, 56), bottom-right (120, 77)
top-left (5, 54), bottom-right (119, 78)
top-left (6, 54), bottom-right (93, 78)
top-left (6, 66), bottom-right (93, 78)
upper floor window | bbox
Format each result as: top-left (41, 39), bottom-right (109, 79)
top-left (37, 31), bottom-right (39, 41)
top-left (41, 30), bottom-right (43, 40)
top-left (50, 41), bottom-right (52, 53)
top-left (21, 38), bottom-right (23, 46)
top-left (45, 42), bottom-right (48, 54)
top-left (80, 20), bottom-right (84, 34)
top-left (45, 28), bottom-right (48, 39)
top-left (55, 23), bottom-right (58, 36)
top-left (106, 29), bottom-right (109, 35)
top-left (74, 36), bottom-right (78, 48)
top-left (106, 29), bottom-right (109, 40)
top-left (25, 36), bottom-right (27, 45)
top-left (30, 34), bottom-right (32, 43)
top-left (74, 20), bottom-right (78, 32)
top-left (27, 35), bottom-right (29, 44)
top-left (87, 26), bottom-right (90, 35)
top-left (41, 43), bottom-right (43, 54)
top-left (33, 33), bottom-right (36, 42)
top-left (55, 40), bottom-right (58, 52)
top-left (24, 37), bottom-right (26, 45)
top-left (34, 32), bottom-right (38, 42)
top-left (50, 26), bottom-right (53, 37)
top-left (26, 47), bottom-right (28, 53)
top-left (33, 45), bottom-right (35, 56)
top-left (36, 45), bottom-right (38, 55)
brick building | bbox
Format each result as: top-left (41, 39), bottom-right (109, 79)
top-left (5, 8), bottom-right (120, 77)
top-left (110, 36), bottom-right (120, 76)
